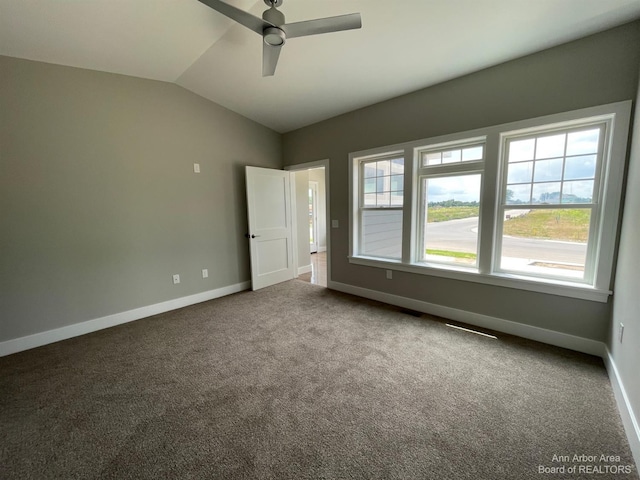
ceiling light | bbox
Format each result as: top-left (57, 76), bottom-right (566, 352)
top-left (263, 27), bottom-right (286, 46)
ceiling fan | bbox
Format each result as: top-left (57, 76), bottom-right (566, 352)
top-left (197, 0), bottom-right (362, 76)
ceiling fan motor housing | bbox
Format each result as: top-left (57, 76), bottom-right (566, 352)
top-left (262, 2), bottom-right (286, 46)
top-left (263, 4), bottom-right (285, 25)
top-left (263, 27), bottom-right (286, 46)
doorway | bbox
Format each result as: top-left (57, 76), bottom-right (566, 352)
top-left (287, 162), bottom-right (329, 288)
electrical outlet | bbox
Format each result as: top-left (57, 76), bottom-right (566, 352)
top-left (202, 268), bottom-right (209, 278)
top-left (172, 274), bottom-right (180, 284)
top-left (619, 323), bottom-right (624, 343)
top-left (331, 220), bottom-right (339, 228)
top-left (193, 163), bottom-right (200, 173)
top-left (386, 270), bottom-right (393, 280)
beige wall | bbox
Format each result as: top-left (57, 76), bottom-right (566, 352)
top-left (609, 62), bottom-right (640, 460)
top-left (282, 21), bottom-right (640, 341)
top-left (0, 56), bottom-right (282, 342)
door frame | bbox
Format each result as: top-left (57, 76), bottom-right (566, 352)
top-left (285, 160), bottom-right (331, 286)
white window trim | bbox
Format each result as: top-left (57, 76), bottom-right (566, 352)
top-left (349, 101), bottom-right (632, 303)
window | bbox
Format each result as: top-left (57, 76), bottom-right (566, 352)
top-left (358, 154), bottom-right (404, 259)
top-left (497, 125), bottom-right (603, 282)
top-left (349, 101), bottom-right (631, 302)
top-left (416, 140), bottom-right (484, 268)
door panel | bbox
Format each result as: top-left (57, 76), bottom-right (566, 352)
top-left (246, 166), bottom-right (294, 290)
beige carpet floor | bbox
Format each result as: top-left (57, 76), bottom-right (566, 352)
top-left (1, 280), bottom-right (637, 479)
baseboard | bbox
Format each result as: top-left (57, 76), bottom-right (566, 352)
top-left (318, 246), bottom-right (327, 253)
top-left (327, 281), bottom-right (605, 357)
top-left (604, 349), bottom-right (640, 469)
top-left (298, 264), bottom-right (312, 275)
top-left (0, 281), bottom-right (251, 357)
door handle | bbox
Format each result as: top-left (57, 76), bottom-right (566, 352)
top-left (245, 233), bottom-right (260, 239)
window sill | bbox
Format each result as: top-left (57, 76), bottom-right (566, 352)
top-left (348, 256), bottom-right (611, 303)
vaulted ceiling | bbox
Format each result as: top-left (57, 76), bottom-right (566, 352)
top-left (2, 0), bottom-right (640, 132)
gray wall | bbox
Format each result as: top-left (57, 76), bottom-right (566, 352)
top-left (609, 63), bottom-right (640, 454)
top-left (282, 21), bottom-right (640, 341)
top-left (0, 55), bottom-right (282, 342)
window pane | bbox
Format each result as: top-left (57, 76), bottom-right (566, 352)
top-left (364, 178), bottom-right (376, 194)
top-left (505, 183), bottom-right (531, 205)
top-left (506, 184), bottom-right (531, 204)
top-left (442, 149), bottom-right (461, 164)
top-left (562, 180), bottom-right (594, 203)
top-left (364, 162), bottom-right (377, 178)
top-left (390, 175), bottom-right (403, 191)
top-left (532, 182), bottom-right (561, 204)
top-left (422, 174), bottom-right (481, 266)
top-left (536, 134), bottom-right (566, 159)
top-left (390, 191), bottom-right (403, 207)
top-left (505, 129), bottom-right (601, 207)
top-left (564, 155), bottom-right (596, 180)
top-left (534, 158), bottom-right (563, 182)
top-left (363, 193), bottom-right (376, 206)
top-left (462, 145), bottom-right (483, 161)
top-left (424, 152), bottom-right (441, 166)
top-left (501, 208), bottom-right (591, 280)
top-left (391, 158), bottom-right (404, 174)
top-left (507, 161), bottom-right (533, 184)
top-left (566, 129), bottom-right (599, 156)
top-left (509, 138), bottom-right (535, 162)
top-left (361, 209), bottom-right (403, 259)
top-left (377, 160), bottom-right (390, 176)
top-left (362, 157), bottom-right (404, 208)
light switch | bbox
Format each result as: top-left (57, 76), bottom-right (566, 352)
top-left (194, 163), bottom-right (201, 173)
top-left (332, 220), bottom-right (339, 228)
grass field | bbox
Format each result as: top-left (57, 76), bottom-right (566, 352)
top-left (503, 209), bottom-right (590, 242)
top-left (426, 206), bottom-right (590, 243)
top-left (426, 249), bottom-right (477, 263)
top-left (427, 206), bottom-right (479, 223)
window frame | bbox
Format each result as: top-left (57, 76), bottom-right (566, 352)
top-left (415, 137), bottom-right (486, 269)
top-left (494, 121), bottom-right (609, 285)
top-left (348, 101), bottom-right (632, 302)
top-left (353, 150), bottom-right (405, 260)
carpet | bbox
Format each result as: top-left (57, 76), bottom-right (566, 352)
top-left (1, 280), bottom-right (637, 479)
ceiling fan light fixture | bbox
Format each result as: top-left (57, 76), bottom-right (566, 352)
top-left (263, 27), bottom-right (286, 46)
top-left (197, 0), bottom-right (361, 76)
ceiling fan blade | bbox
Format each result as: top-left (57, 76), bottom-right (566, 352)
top-left (263, 43), bottom-right (282, 77)
top-left (282, 13), bottom-right (362, 39)
top-left (197, 0), bottom-right (274, 36)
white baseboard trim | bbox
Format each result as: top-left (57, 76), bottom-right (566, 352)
top-left (604, 349), bottom-right (640, 470)
top-left (328, 281), bottom-right (605, 357)
top-left (0, 281), bottom-right (251, 357)
top-left (318, 246), bottom-right (327, 253)
top-left (298, 264), bottom-right (312, 275)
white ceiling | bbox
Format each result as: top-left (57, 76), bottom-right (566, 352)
top-left (2, 0), bottom-right (640, 133)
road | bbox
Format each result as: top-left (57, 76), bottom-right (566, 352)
top-left (426, 216), bottom-right (586, 265)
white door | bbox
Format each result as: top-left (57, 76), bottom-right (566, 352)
top-left (245, 166), bottom-right (294, 290)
